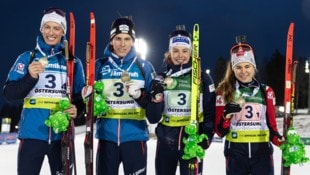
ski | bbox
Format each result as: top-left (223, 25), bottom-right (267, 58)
top-left (190, 24), bottom-right (200, 133)
top-left (181, 24), bottom-right (207, 175)
top-left (84, 12), bottom-right (96, 175)
top-left (281, 22), bottom-right (294, 175)
top-left (188, 23), bottom-right (200, 175)
top-left (188, 24), bottom-right (200, 175)
top-left (61, 12), bottom-right (77, 175)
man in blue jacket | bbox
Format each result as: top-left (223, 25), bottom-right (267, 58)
top-left (94, 16), bottom-right (156, 175)
top-left (3, 7), bottom-right (85, 175)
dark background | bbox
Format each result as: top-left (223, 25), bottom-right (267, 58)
top-left (1, 0), bottom-right (310, 129)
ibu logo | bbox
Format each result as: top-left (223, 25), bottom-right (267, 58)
top-left (29, 99), bottom-right (36, 105)
top-left (232, 132), bottom-right (238, 139)
top-left (165, 117), bottom-right (170, 123)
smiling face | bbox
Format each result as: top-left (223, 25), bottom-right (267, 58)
top-left (232, 62), bottom-right (255, 83)
top-left (110, 33), bottom-right (134, 58)
top-left (41, 21), bottom-right (64, 46)
top-left (169, 46), bottom-right (191, 65)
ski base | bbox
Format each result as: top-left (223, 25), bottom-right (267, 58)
top-left (61, 121), bottom-right (77, 175)
top-left (188, 158), bottom-right (199, 175)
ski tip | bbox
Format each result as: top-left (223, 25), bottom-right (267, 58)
top-left (289, 22), bottom-right (294, 30)
top-left (69, 12), bottom-right (75, 24)
top-left (90, 12), bottom-right (95, 18)
top-left (90, 12), bottom-right (95, 24)
top-left (193, 23), bottom-right (199, 31)
top-left (193, 24), bottom-right (199, 40)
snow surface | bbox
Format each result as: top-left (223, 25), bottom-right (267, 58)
top-left (1, 115), bottom-right (309, 175)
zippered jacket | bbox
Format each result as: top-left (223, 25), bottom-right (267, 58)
top-left (95, 44), bottom-right (156, 144)
top-left (3, 34), bottom-right (85, 141)
top-left (215, 80), bottom-right (283, 157)
top-left (147, 62), bottom-right (216, 149)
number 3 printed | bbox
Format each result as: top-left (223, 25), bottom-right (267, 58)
top-left (244, 105), bottom-right (260, 119)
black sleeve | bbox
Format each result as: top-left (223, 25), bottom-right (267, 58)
top-left (199, 72), bottom-right (216, 141)
top-left (130, 89), bottom-right (163, 123)
top-left (71, 58), bottom-right (86, 125)
top-left (3, 73), bottom-right (38, 101)
top-left (146, 99), bottom-right (164, 124)
top-left (72, 91), bottom-right (86, 126)
top-left (145, 72), bottom-right (166, 124)
top-left (132, 90), bottom-right (149, 109)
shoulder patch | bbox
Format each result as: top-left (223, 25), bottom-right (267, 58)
top-left (267, 91), bottom-right (274, 99)
top-left (216, 95), bottom-right (225, 106)
top-left (209, 84), bottom-right (215, 92)
top-left (17, 63), bottom-right (25, 73)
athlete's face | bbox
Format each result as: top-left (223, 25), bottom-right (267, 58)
top-left (110, 33), bottom-right (134, 58)
top-left (170, 46), bottom-right (191, 65)
top-left (41, 21), bottom-right (64, 46)
top-left (233, 62), bottom-right (255, 83)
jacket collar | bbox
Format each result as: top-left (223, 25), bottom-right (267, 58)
top-left (35, 34), bottom-right (65, 57)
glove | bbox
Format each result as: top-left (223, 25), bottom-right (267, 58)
top-left (198, 123), bottom-right (213, 149)
top-left (126, 82), bottom-right (142, 99)
top-left (199, 139), bottom-right (210, 149)
top-left (278, 135), bottom-right (286, 143)
top-left (150, 79), bottom-right (164, 103)
top-left (81, 85), bottom-right (93, 100)
top-left (223, 103), bottom-right (242, 120)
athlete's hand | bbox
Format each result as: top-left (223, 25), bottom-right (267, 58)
top-left (150, 78), bottom-right (164, 103)
top-left (278, 136), bottom-right (285, 143)
top-left (28, 62), bottom-right (45, 78)
top-left (199, 139), bottom-right (210, 149)
top-left (223, 103), bottom-right (242, 120)
top-left (272, 135), bottom-right (285, 146)
top-left (126, 81), bottom-right (141, 99)
top-left (64, 104), bottom-right (77, 119)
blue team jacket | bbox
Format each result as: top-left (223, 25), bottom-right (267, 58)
top-left (95, 44), bottom-right (155, 144)
top-left (3, 34), bottom-right (85, 142)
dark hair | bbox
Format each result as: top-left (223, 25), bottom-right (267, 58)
top-left (169, 24), bottom-right (191, 39)
top-left (43, 7), bottom-right (66, 17)
top-left (110, 16), bottom-right (135, 41)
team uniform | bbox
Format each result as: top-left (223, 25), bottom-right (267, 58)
top-left (3, 34), bottom-right (85, 174)
top-left (95, 44), bottom-right (155, 175)
top-left (215, 80), bottom-right (282, 175)
top-left (147, 62), bottom-right (216, 175)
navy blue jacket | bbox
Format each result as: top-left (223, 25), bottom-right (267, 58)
top-left (147, 61), bottom-right (216, 148)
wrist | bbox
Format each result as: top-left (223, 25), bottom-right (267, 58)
top-left (151, 93), bottom-right (163, 103)
top-left (29, 72), bottom-right (39, 79)
top-left (130, 89), bottom-right (141, 99)
top-left (223, 114), bottom-right (232, 122)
